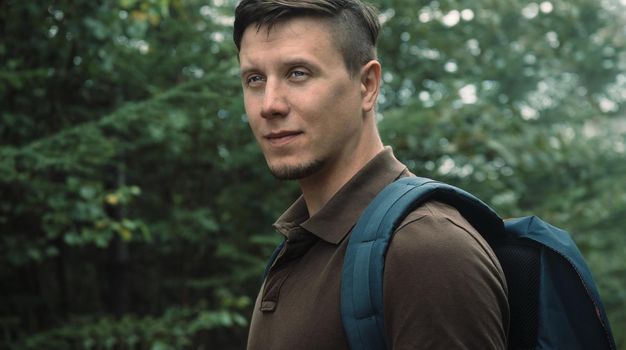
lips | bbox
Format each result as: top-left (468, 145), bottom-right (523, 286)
top-left (264, 131), bottom-right (303, 146)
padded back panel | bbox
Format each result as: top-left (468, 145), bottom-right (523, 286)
top-left (494, 243), bottom-right (540, 350)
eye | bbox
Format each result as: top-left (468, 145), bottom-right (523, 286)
top-left (288, 69), bottom-right (309, 81)
top-left (246, 74), bottom-right (265, 87)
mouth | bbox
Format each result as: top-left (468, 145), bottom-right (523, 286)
top-left (264, 131), bottom-right (303, 146)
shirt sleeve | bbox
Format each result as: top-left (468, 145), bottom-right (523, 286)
top-left (382, 201), bottom-right (509, 349)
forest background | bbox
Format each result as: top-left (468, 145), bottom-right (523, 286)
top-left (1, 0), bottom-right (625, 349)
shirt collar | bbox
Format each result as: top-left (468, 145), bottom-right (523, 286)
top-left (273, 147), bottom-right (409, 244)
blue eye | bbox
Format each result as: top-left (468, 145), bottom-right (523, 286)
top-left (289, 70), bottom-right (309, 80)
top-left (246, 74), bottom-right (265, 86)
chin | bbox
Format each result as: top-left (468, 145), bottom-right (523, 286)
top-left (268, 159), bottom-right (325, 180)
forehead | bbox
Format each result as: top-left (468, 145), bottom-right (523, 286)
top-left (238, 17), bottom-right (344, 69)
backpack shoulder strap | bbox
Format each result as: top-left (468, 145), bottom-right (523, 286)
top-left (340, 176), bottom-right (503, 350)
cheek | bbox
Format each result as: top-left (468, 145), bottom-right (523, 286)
top-left (334, 78), bottom-right (361, 108)
top-left (243, 92), bottom-right (257, 115)
top-left (322, 83), bottom-right (362, 125)
top-left (246, 116), bottom-right (263, 141)
top-left (243, 95), bottom-right (262, 133)
top-left (306, 81), bottom-right (352, 115)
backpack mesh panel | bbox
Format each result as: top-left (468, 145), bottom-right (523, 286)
top-left (494, 243), bottom-right (540, 350)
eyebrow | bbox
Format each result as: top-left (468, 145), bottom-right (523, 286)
top-left (239, 66), bottom-right (258, 79)
top-left (240, 58), bottom-right (320, 78)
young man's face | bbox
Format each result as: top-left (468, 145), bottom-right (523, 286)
top-left (239, 17), bottom-right (367, 180)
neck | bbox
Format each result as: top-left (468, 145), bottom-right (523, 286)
top-left (299, 120), bottom-right (384, 216)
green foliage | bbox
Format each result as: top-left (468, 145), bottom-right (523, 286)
top-left (1, 0), bottom-right (625, 348)
top-left (13, 292), bottom-right (249, 350)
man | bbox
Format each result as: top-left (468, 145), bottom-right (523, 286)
top-left (233, 0), bottom-right (509, 348)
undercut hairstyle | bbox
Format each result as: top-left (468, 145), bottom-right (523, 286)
top-left (233, 0), bottom-right (380, 76)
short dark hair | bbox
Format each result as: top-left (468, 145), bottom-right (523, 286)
top-left (233, 0), bottom-right (380, 76)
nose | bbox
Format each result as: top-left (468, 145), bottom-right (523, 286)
top-left (261, 80), bottom-right (289, 119)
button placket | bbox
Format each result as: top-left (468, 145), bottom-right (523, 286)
top-left (259, 227), bottom-right (317, 313)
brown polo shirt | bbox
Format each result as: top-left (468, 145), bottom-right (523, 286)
top-left (247, 147), bottom-right (509, 349)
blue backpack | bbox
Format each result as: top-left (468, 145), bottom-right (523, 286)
top-left (340, 176), bottom-right (617, 350)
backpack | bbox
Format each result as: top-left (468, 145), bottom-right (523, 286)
top-left (340, 176), bottom-right (617, 350)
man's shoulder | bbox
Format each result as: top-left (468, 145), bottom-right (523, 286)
top-left (396, 200), bottom-right (478, 238)
top-left (381, 204), bottom-right (509, 350)
top-left (389, 200), bottom-right (500, 269)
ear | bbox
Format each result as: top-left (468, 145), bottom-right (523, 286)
top-left (360, 60), bottom-right (382, 113)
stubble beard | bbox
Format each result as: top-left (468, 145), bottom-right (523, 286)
top-left (268, 159), bottom-right (326, 180)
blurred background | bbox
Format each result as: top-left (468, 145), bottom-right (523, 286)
top-left (1, 0), bottom-right (625, 348)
